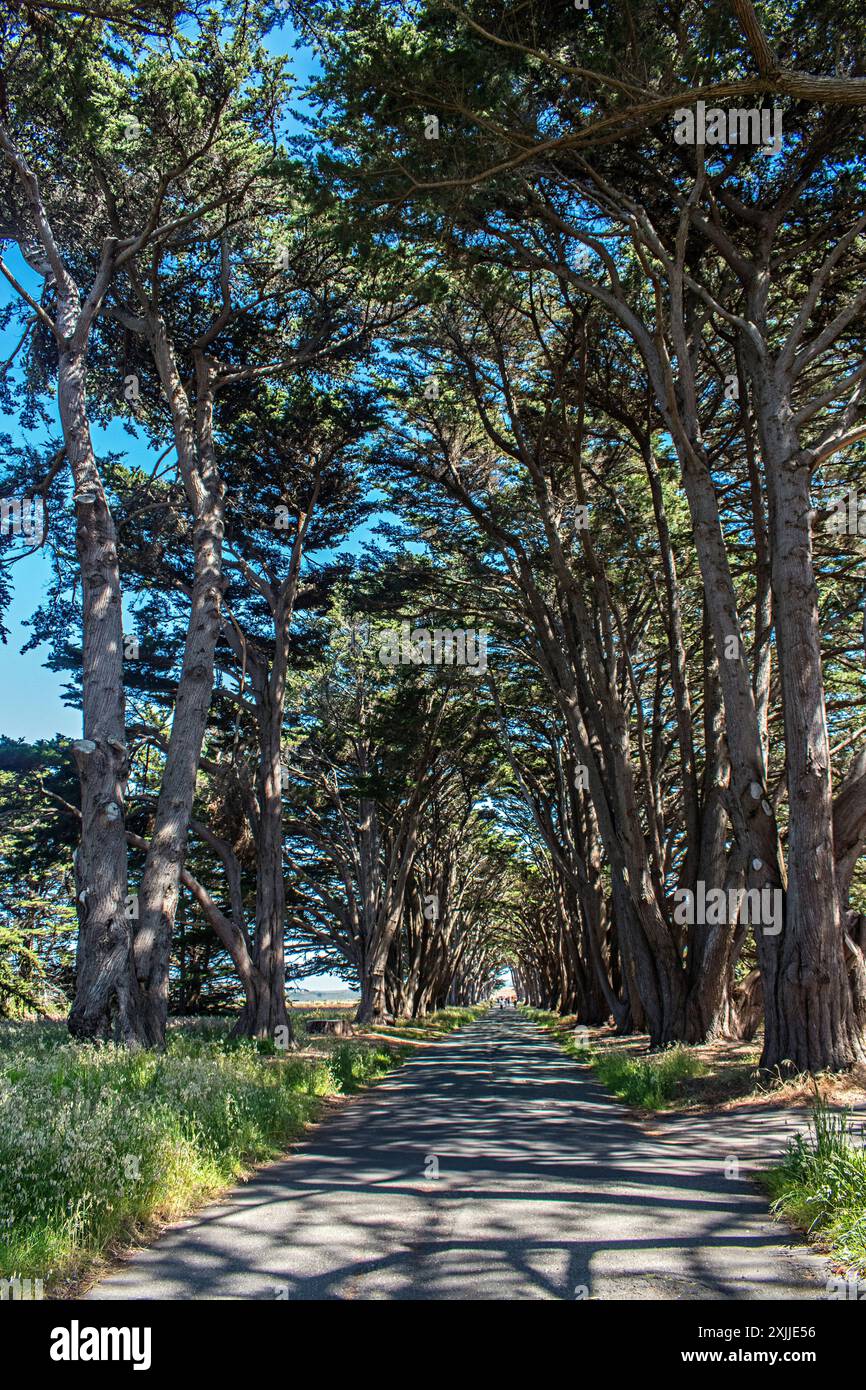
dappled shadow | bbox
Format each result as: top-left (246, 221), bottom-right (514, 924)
top-left (89, 1013), bottom-right (827, 1302)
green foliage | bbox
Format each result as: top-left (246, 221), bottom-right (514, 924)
top-left (326, 1040), bottom-right (399, 1093)
top-left (520, 1007), bottom-right (559, 1026)
top-left (520, 1008), bottom-right (593, 1060)
top-left (0, 740), bottom-right (79, 1017)
top-left (399, 1005), bottom-right (482, 1030)
top-left (591, 1048), bottom-right (706, 1109)
top-left (2, 0), bottom-right (866, 1081)
top-left (0, 1019), bottom-right (404, 1287)
top-left (374, 1005), bottom-right (486, 1038)
top-left (523, 1008), bottom-right (704, 1106)
top-left (765, 1102), bottom-right (866, 1276)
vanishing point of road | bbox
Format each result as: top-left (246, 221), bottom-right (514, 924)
top-left (89, 1010), bottom-right (828, 1300)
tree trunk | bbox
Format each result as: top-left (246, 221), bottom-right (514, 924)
top-left (60, 345), bottom-right (142, 1043)
top-left (751, 364), bottom-right (865, 1069)
top-left (356, 965), bottom-right (387, 1025)
top-left (135, 491), bottom-right (225, 1045)
top-left (232, 691), bottom-right (290, 1040)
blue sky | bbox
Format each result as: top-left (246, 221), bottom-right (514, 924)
top-left (0, 248), bottom-right (82, 742)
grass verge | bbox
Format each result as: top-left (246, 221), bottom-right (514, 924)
top-left (369, 1004), bottom-right (487, 1041)
top-left (591, 1048), bottom-right (706, 1107)
top-left (521, 1006), bottom-right (706, 1109)
top-left (0, 1018), bottom-right (406, 1290)
top-left (762, 1101), bottom-right (866, 1277)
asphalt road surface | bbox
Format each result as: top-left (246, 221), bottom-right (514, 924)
top-left (88, 1010), bottom-right (828, 1300)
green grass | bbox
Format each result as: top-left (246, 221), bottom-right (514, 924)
top-left (519, 1007), bottom-right (559, 1027)
top-left (764, 1101), bottom-right (866, 1276)
top-left (0, 1019), bottom-right (404, 1289)
top-left (520, 1007), bottom-right (705, 1107)
top-left (369, 1004), bottom-right (486, 1039)
top-left (521, 1008), bottom-right (594, 1060)
top-left (591, 1048), bottom-right (706, 1107)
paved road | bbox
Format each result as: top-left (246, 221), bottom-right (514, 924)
top-left (88, 1011), bottom-right (829, 1300)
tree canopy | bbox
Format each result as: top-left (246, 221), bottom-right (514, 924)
top-left (1, 0), bottom-right (865, 1074)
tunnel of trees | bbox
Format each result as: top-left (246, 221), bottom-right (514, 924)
top-left (1, 0), bottom-right (866, 1074)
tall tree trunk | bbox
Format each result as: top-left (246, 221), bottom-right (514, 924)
top-left (232, 693), bottom-right (290, 1039)
top-left (0, 125), bottom-right (143, 1041)
top-left (135, 489), bottom-right (225, 1045)
top-left (59, 344), bottom-right (141, 1042)
top-left (132, 335), bottom-right (227, 1047)
top-left (685, 612), bottom-right (737, 1041)
top-left (229, 494), bottom-right (316, 1040)
top-left (751, 364), bottom-right (865, 1069)
top-left (356, 956), bottom-right (388, 1025)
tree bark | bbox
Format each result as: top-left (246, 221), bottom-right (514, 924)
top-left (60, 347), bottom-right (141, 1042)
top-left (749, 361), bottom-right (865, 1069)
top-left (134, 340), bottom-right (226, 1046)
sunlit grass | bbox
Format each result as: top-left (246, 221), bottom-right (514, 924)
top-left (764, 1101), bottom-right (866, 1276)
top-left (520, 1006), bottom-right (705, 1106)
top-left (0, 1020), bottom-right (402, 1289)
top-left (591, 1048), bottom-right (706, 1107)
top-left (369, 1004), bottom-right (486, 1039)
